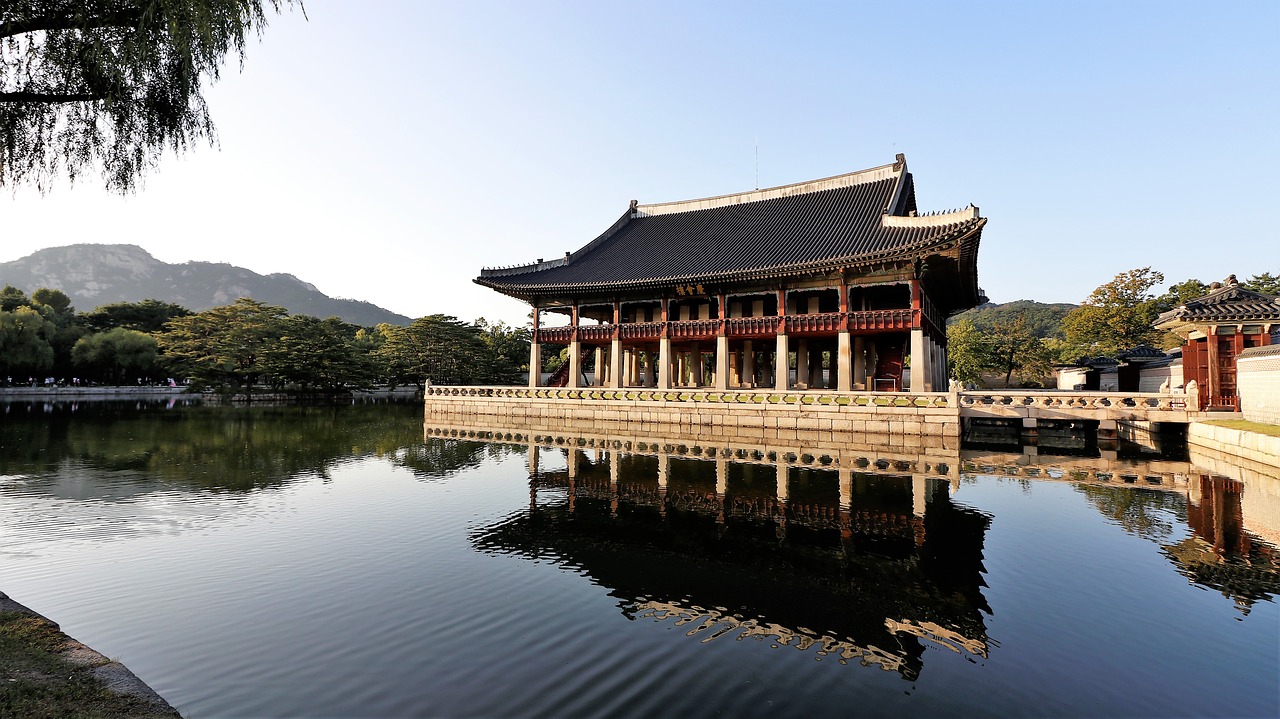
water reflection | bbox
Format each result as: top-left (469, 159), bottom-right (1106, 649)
top-left (469, 440), bottom-right (991, 680)
top-left (440, 417), bottom-right (1280, 645)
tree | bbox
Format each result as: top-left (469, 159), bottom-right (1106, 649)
top-left (947, 313), bottom-right (1054, 388)
top-left (157, 297), bottom-right (287, 390)
top-left (946, 318), bottom-right (990, 386)
top-left (71, 327), bottom-right (158, 383)
top-left (1243, 272), bottom-right (1280, 295)
top-left (1060, 267), bottom-right (1165, 356)
top-left (30, 287), bottom-right (72, 314)
top-left (475, 317), bottom-right (530, 384)
top-left (0, 285), bottom-right (28, 312)
top-left (377, 315), bottom-right (494, 388)
top-left (1153, 278), bottom-right (1209, 312)
top-left (0, 305), bottom-right (55, 378)
top-left (261, 314), bottom-right (378, 392)
top-left (1, 1), bottom-right (300, 191)
top-left (986, 315), bottom-right (1054, 387)
top-left (81, 299), bottom-right (192, 333)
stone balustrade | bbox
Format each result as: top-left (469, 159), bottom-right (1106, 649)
top-left (958, 390), bottom-right (1192, 422)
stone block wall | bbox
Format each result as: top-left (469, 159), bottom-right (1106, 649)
top-left (424, 393), bottom-right (963, 448)
top-left (1238, 346), bottom-right (1280, 426)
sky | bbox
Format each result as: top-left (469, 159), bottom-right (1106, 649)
top-left (4, 1), bottom-right (1278, 326)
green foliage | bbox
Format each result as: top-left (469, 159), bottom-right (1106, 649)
top-left (1243, 272), bottom-right (1280, 295)
top-left (29, 287), bottom-right (71, 314)
top-left (947, 313), bottom-right (1054, 387)
top-left (0, 305), bottom-right (55, 377)
top-left (946, 319), bottom-right (988, 385)
top-left (81, 299), bottom-right (192, 333)
top-left (261, 315), bottom-right (379, 392)
top-left (378, 314), bottom-right (508, 387)
top-left (476, 317), bottom-right (530, 383)
top-left (1153, 278), bottom-right (1209, 313)
top-left (157, 298), bottom-right (289, 390)
top-left (0, 285), bottom-right (28, 312)
top-left (71, 327), bottom-right (159, 383)
top-left (948, 300), bottom-right (1076, 339)
top-left (1060, 267), bottom-right (1165, 356)
top-left (1, 0), bottom-right (300, 191)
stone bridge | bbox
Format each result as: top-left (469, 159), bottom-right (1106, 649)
top-left (958, 390), bottom-right (1193, 426)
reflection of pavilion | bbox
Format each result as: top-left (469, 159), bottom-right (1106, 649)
top-left (453, 425), bottom-right (992, 680)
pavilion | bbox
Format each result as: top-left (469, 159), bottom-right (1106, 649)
top-left (1154, 276), bottom-right (1280, 411)
top-left (476, 154), bottom-right (986, 392)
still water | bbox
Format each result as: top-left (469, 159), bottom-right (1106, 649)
top-left (1, 400), bottom-right (1277, 717)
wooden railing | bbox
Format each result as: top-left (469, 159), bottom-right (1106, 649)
top-left (787, 312), bottom-right (845, 335)
top-left (618, 322), bottom-right (664, 340)
top-left (578, 325), bottom-right (614, 342)
top-left (668, 319), bottom-right (721, 340)
top-left (535, 326), bottom-right (573, 343)
top-left (425, 384), bottom-right (955, 408)
top-left (537, 310), bottom-right (918, 343)
top-left (724, 316), bottom-right (781, 338)
top-left (848, 309), bottom-right (916, 332)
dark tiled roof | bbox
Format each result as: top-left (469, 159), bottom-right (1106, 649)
top-left (477, 157), bottom-right (985, 312)
top-left (1239, 344), bottom-right (1280, 360)
top-left (1117, 344), bottom-right (1169, 360)
top-left (1155, 283), bottom-right (1280, 326)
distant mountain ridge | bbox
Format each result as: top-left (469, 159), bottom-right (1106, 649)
top-left (948, 299), bottom-right (1078, 338)
top-left (0, 244), bottom-right (412, 326)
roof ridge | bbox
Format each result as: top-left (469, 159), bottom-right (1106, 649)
top-left (633, 158), bottom-right (903, 217)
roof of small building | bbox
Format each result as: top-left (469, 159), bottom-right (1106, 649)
top-left (1155, 277), bottom-right (1280, 327)
top-left (476, 155), bottom-right (986, 312)
top-left (1239, 344), bottom-right (1280, 360)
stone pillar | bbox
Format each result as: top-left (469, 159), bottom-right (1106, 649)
top-left (609, 450), bottom-right (620, 517)
top-left (715, 335), bottom-right (729, 390)
top-left (910, 328), bottom-right (925, 392)
top-left (658, 452), bottom-right (669, 516)
top-left (692, 345), bottom-right (704, 387)
top-left (912, 475), bottom-right (928, 517)
top-left (795, 339), bottom-right (809, 389)
top-left (593, 346), bottom-right (605, 387)
top-left (776, 461), bottom-right (790, 503)
top-left (643, 350), bottom-right (655, 387)
top-left (529, 342), bottom-right (542, 387)
top-left (610, 338), bottom-right (623, 389)
top-left (527, 444), bottom-right (540, 476)
top-left (742, 340), bottom-right (755, 388)
top-left (715, 455), bottom-right (727, 524)
top-left (567, 338), bottom-right (582, 388)
top-left (775, 333), bottom-right (790, 389)
top-left (853, 336), bottom-right (866, 390)
top-left (839, 468), bottom-right (853, 509)
top-left (658, 337), bottom-right (672, 389)
top-left (837, 331), bottom-right (852, 391)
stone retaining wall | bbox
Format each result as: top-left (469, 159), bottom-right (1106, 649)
top-left (425, 389), bottom-right (962, 448)
top-left (1187, 422), bottom-right (1280, 481)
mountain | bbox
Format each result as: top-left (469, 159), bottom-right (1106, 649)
top-left (948, 299), bottom-right (1078, 338)
top-left (0, 244), bottom-right (412, 326)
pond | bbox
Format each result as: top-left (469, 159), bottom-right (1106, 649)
top-left (1, 400), bottom-right (1277, 717)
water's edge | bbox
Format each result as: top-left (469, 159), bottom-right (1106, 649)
top-left (0, 591), bottom-right (180, 716)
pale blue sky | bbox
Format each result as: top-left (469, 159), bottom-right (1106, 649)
top-left (5, 1), bottom-right (1277, 325)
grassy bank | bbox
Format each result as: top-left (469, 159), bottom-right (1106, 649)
top-left (0, 610), bottom-right (179, 719)
top-left (1201, 418), bottom-right (1280, 438)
